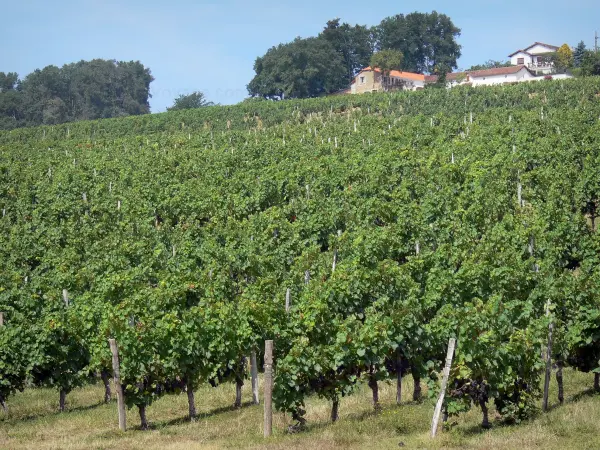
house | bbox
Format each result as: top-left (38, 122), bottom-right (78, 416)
top-left (508, 42), bottom-right (560, 75)
top-left (351, 67), bottom-right (425, 94)
top-left (425, 64), bottom-right (574, 88)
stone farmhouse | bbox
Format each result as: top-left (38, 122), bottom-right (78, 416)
top-left (350, 67), bottom-right (426, 94)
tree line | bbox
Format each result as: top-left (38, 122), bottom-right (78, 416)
top-left (247, 11), bottom-right (462, 99)
top-left (0, 60), bottom-right (154, 130)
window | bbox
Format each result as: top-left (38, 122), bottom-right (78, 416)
top-left (360, 76), bottom-right (365, 84)
top-left (517, 57), bottom-right (525, 65)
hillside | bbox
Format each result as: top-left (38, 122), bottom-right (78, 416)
top-left (1, 78), bottom-right (600, 446)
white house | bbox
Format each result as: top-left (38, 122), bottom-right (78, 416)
top-left (508, 42), bottom-right (560, 74)
top-left (468, 65), bottom-right (536, 85)
top-left (426, 65), bottom-right (536, 87)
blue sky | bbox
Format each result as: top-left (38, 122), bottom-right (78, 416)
top-left (1, 0), bottom-right (598, 111)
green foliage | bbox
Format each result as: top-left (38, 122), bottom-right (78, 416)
top-left (580, 50), bottom-right (600, 76)
top-left (167, 92), bottom-right (214, 111)
top-left (375, 11), bottom-right (461, 73)
top-left (320, 19), bottom-right (374, 85)
top-left (467, 60), bottom-right (512, 71)
top-left (573, 41), bottom-right (587, 68)
top-left (556, 44), bottom-right (575, 71)
top-left (247, 37), bottom-right (346, 99)
top-left (0, 78), bottom-right (599, 430)
top-left (369, 50), bottom-right (404, 76)
top-left (0, 60), bottom-right (154, 130)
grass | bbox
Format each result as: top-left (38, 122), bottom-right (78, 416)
top-left (1, 368), bottom-right (600, 449)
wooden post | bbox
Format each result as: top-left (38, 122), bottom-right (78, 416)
top-left (251, 351), bottom-right (260, 405)
top-left (0, 312), bottom-right (3, 327)
top-left (285, 288), bottom-right (290, 314)
top-left (332, 249), bottom-right (338, 273)
top-left (431, 338), bottom-right (456, 438)
top-left (543, 300), bottom-right (553, 412)
top-left (62, 289), bottom-right (69, 307)
top-left (109, 339), bottom-right (126, 431)
top-left (396, 351), bottom-right (402, 404)
top-left (263, 340), bottom-right (274, 437)
top-left (556, 361), bottom-right (564, 404)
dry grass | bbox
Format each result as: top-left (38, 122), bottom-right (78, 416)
top-left (1, 369), bottom-right (600, 449)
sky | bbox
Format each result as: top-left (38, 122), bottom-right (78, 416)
top-left (1, 0), bottom-right (598, 112)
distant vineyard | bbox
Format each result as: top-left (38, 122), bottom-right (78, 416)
top-left (1, 78), bottom-right (599, 431)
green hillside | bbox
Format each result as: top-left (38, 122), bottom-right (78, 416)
top-left (1, 79), bottom-right (600, 445)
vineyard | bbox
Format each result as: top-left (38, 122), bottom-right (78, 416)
top-left (1, 79), bottom-right (600, 443)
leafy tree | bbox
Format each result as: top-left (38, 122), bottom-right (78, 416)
top-left (467, 60), bottom-right (512, 71)
top-left (580, 50), bottom-right (600, 76)
top-left (167, 91), bottom-right (214, 111)
top-left (573, 41), bottom-right (587, 68)
top-left (320, 19), bottom-right (374, 85)
top-left (0, 60), bottom-right (154, 130)
top-left (247, 37), bottom-right (346, 99)
top-left (375, 11), bottom-right (461, 73)
top-left (0, 72), bottom-right (19, 92)
top-left (556, 44), bottom-right (574, 71)
top-left (369, 49), bottom-right (404, 76)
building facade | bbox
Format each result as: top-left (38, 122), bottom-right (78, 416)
top-left (508, 42), bottom-right (560, 75)
top-left (351, 67), bottom-right (425, 94)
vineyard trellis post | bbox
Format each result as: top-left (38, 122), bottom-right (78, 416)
top-left (431, 338), bottom-right (456, 438)
top-left (251, 351), bottom-right (260, 405)
top-left (109, 339), bottom-right (126, 432)
top-left (263, 340), bottom-right (274, 437)
top-left (396, 350), bottom-right (402, 404)
top-left (543, 300), bottom-right (554, 412)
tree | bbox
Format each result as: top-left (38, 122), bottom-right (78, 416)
top-left (167, 92), bottom-right (214, 111)
top-left (247, 37), bottom-right (346, 99)
top-left (573, 41), bottom-right (587, 68)
top-left (580, 50), bottom-right (600, 76)
top-left (466, 60), bottom-right (512, 71)
top-left (0, 72), bottom-right (19, 92)
top-left (369, 49), bottom-right (403, 76)
top-left (0, 72), bottom-right (23, 129)
top-left (0, 60), bottom-right (154, 130)
top-left (375, 11), bottom-right (461, 73)
top-left (320, 19), bottom-right (374, 85)
top-left (556, 44), bottom-right (574, 71)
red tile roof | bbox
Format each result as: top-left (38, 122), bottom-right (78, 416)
top-left (359, 67), bottom-right (425, 82)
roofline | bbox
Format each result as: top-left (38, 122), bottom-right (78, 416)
top-left (524, 42), bottom-right (559, 51)
top-left (510, 42), bottom-right (559, 57)
top-left (508, 50), bottom-right (533, 57)
top-left (356, 66), bottom-right (425, 81)
top-left (425, 65), bottom-right (536, 83)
